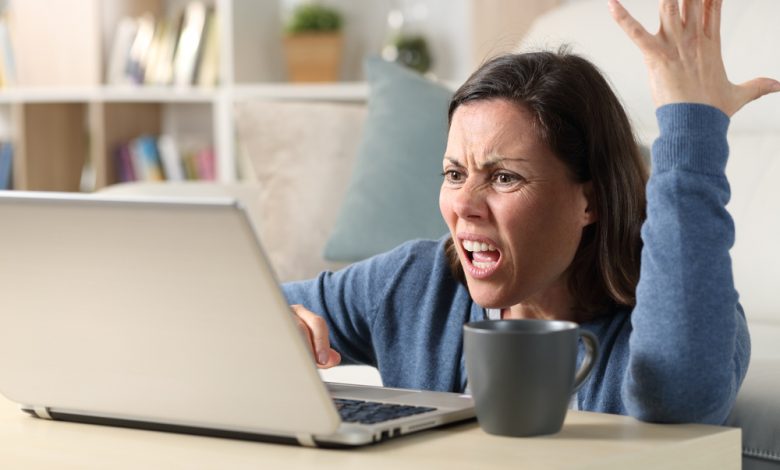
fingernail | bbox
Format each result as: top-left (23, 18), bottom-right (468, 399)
top-left (318, 350), bottom-right (329, 365)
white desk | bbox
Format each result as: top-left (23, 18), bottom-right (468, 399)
top-left (0, 396), bottom-right (740, 469)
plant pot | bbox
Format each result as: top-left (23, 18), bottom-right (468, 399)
top-left (283, 33), bottom-right (343, 82)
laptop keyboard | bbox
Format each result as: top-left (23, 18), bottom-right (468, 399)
top-left (333, 398), bottom-right (437, 425)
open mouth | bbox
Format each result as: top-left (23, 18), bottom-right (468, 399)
top-left (461, 239), bottom-right (501, 277)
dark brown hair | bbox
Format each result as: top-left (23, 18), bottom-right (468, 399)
top-left (446, 48), bottom-right (648, 317)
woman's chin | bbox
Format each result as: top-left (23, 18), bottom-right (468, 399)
top-left (465, 280), bottom-right (515, 310)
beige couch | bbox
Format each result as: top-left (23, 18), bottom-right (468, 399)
top-left (101, 0), bottom-right (780, 466)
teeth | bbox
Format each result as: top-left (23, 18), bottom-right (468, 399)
top-left (462, 240), bottom-right (497, 252)
top-left (473, 261), bottom-right (495, 269)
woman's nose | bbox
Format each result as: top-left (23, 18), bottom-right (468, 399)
top-left (452, 182), bottom-right (488, 221)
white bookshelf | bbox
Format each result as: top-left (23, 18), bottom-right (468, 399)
top-left (0, 87), bottom-right (218, 104)
top-left (0, 0), bottom-right (255, 191)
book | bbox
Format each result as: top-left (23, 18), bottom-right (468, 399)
top-left (195, 147), bottom-right (216, 180)
top-left (126, 13), bottom-right (156, 84)
top-left (181, 149), bottom-right (200, 180)
top-left (195, 7), bottom-right (219, 87)
top-left (131, 136), bottom-right (164, 181)
top-left (157, 134), bottom-right (184, 181)
top-left (0, 142), bottom-right (12, 189)
top-left (114, 143), bottom-right (136, 182)
top-left (106, 17), bottom-right (139, 85)
top-left (142, 18), bottom-right (167, 85)
top-left (172, 2), bottom-right (207, 87)
top-left (144, 18), bottom-right (178, 86)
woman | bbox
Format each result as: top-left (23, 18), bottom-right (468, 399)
top-left (284, 0), bottom-right (780, 424)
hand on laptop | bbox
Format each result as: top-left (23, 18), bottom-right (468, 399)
top-left (291, 304), bottom-right (342, 368)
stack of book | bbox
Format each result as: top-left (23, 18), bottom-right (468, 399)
top-left (107, 1), bottom-right (218, 87)
top-left (114, 135), bottom-right (215, 183)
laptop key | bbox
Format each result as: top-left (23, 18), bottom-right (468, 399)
top-left (333, 398), bottom-right (437, 424)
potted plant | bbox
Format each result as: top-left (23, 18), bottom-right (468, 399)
top-left (383, 34), bottom-right (432, 74)
top-left (283, 3), bottom-right (344, 82)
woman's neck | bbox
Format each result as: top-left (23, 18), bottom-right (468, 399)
top-left (500, 281), bottom-right (577, 322)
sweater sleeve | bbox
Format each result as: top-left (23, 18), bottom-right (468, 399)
top-left (281, 253), bottom-right (387, 367)
top-left (280, 238), bottom-right (460, 371)
top-left (623, 103), bottom-right (751, 424)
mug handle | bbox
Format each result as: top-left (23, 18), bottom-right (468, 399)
top-left (572, 330), bottom-right (600, 393)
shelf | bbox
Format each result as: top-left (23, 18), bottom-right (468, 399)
top-left (0, 86), bottom-right (219, 104)
top-left (99, 86), bottom-right (220, 103)
top-left (231, 82), bottom-right (369, 102)
top-left (0, 83), bottom-right (371, 104)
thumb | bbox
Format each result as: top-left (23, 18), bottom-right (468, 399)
top-left (317, 349), bottom-right (341, 369)
top-left (727, 78), bottom-right (780, 116)
top-left (738, 77), bottom-right (780, 104)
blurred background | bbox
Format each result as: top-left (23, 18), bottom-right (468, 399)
top-left (0, 0), bottom-right (567, 193)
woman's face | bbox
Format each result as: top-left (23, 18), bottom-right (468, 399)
top-left (439, 99), bottom-right (596, 310)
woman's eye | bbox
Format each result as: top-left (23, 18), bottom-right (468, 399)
top-left (493, 172), bottom-right (520, 185)
top-left (442, 170), bottom-right (464, 184)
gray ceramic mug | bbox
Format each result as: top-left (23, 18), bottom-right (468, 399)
top-left (463, 319), bottom-right (599, 437)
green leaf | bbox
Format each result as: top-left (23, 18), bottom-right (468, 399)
top-left (286, 4), bottom-right (343, 33)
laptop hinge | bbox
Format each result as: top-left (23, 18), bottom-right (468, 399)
top-left (296, 433), bottom-right (317, 447)
top-left (33, 406), bottom-right (52, 420)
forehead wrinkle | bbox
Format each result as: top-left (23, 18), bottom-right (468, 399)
top-left (479, 153), bottom-right (523, 169)
top-left (474, 119), bottom-right (534, 170)
top-left (443, 155), bottom-right (528, 171)
top-left (446, 104), bottom-right (534, 170)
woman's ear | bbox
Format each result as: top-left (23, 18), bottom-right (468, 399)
top-left (581, 181), bottom-right (598, 226)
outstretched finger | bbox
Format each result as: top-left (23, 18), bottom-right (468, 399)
top-left (658, 0), bottom-right (684, 36)
top-left (681, 0), bottom-right (703, 30)
top-left (609, 0), bottom-right (656, 52)
top-left (702, 0), bottom-right (722, 41)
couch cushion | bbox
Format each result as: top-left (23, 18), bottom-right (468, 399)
top-left (234, 100), bottom-right (366, 281)
top-left (323, 57), bottom-right (452, 262)
top-left (726, 359), bottom-right (780, 469)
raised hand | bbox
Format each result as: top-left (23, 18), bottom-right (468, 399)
top-left (608, 0), bottom-right (780, 116)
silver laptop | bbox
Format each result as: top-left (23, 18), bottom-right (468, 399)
top-left (0, 191), bottom-right (474, 447)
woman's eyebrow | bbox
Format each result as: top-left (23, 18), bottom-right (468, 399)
top-left (443, 157), bottom-right (465, 167)
top-left (444, 156), bottom-right (527, 170)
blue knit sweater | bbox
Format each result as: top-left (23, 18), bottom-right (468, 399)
top-left (283, 103), bottom-right (750, 425)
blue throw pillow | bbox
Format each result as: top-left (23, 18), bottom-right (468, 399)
top-left (323, 57), bottom-right (452, 262)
